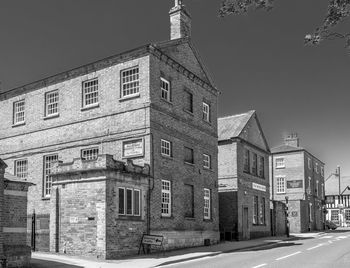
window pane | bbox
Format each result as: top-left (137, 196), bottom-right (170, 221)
top-left (81, 147), bottom-right (99, 160)
top-left (15, 159), bottom-right (28, 179)
top-left (161, 180), bottom-right (171, 216)
top-left (161, 139), bottom-right (171, 156)
top-left (122, 67), bottom-right (140, 97)
top-left (184, 147), bottom-right (194, 164)
top-left (126, 189), bottom-right (133, 215)
top-left (44, 154), bottom-right (58, 197)
top-left (184, 185), bottom-right (194, 218)
top-left (161, 78), bottom-right (170, 101)
top-left (83, 79), bottom-right (99, 106)
top-left (14, 100), bottom-right (25, 124)
top-left (134, 190), bottom-right (140, 216)
top-left (204, 188), bottom-right (211, 219)
top-left (119, 188), bottom-right (125, 214)
top-left (184, 91), bottom-right (193, 113)
top-left (46, 90), bottom-right (59, 116)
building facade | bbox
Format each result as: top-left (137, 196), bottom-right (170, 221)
top-left (218, 111), bottom-right (271, 240)
top-left (0, 159), bottom-right (33, 267)
top-left (270, 134), bottom-right (325, 233)
top-left (325, 193), bottom-right (350, 227)
top-left (0, 2), bottom-right (219, 256)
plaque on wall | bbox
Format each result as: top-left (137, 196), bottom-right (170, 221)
top-left (123, 138), bottom-right (144, 158)
top-left (287, 180), bottom-right (303, 189)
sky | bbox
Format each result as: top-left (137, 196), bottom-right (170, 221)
top-left (0, 0), bottom-right (349, 193)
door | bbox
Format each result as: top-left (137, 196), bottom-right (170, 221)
top-left (242, 207), bottom-right (249, 240)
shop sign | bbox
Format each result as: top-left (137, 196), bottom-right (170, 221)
top-left (252, 183), bottom-right (266, 192)
top-left (287, 180), bottom-right (303, 189)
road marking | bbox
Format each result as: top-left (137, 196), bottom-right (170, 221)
top-left (307, 244), bottom-right (324, 250)
top-left (319, 235), bottom-right (333, 239)
top-left (276, 251), bottom-right (301, 261)
top-left (336, 236), bottom-right (347, 239)
top-left (252, 264), bottom-right (267, 268)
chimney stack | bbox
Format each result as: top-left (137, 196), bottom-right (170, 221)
top-left (169, 0), bottom-right (191, 40)
top-left (284, 133), bottom-right (300, 147)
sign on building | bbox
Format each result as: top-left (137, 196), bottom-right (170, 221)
top-left (287, 180), bottom-right (303, 189)
top-left (123, 138), bottom-right (144, 158)
top-left (218, 178), bottom-right (237, 192)
top-left (252, 182), bottom-right (266, 192)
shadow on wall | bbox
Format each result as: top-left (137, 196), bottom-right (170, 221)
top-left (30, 258), bottom-right (83, 268)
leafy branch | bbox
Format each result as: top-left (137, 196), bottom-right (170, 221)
top-left (219, 0), bottom-right (350, 48)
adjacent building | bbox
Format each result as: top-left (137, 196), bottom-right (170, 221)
top-left (0, 1), bottom-right (219, 257)
top-left (218, 111), bottom-right (271, 240)
top-left (270, 133), bottom-right (325, 232)
top-left (325, 173), bottom-right (350, 227)
top-left (0, 159), bottom-right (33, 267)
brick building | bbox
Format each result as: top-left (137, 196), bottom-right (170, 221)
top-left (270, 133), bottom-right (325, 233)
top-left (0, 159), bottom-right (33, 267)
top-left (218, 111), bottom-right (271, 240)
top-left (0, 1), bottom-right (219, 257)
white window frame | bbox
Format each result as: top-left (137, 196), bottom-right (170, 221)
top-left (161, 77), bottom-right (171, 102)
top-left (345, 209), bottom-right (350, 221)
top-left (118, 187), bottom-right (141, 216)
top-left (204, 188), bottom-right (211, 220)
top-left (316, 180), bottom-right (319, 196)
top-left (315, 162), bottom-right (319, 173)
top-left (331, 209), bottom-right (339, 221)
top-left (202, 102), bottom-right (210, 122)
top-left (203, 154), bottom-right (211, 169)
top-left (275, 158), bottom-right (285, 169)
top-left (161, 139), bottom-right (172, 157)
top-left (45, 90), bottom-right (59, 117)
top-left (276, 177), bottom-right (286, 193)
top-left (13, 100), bottom-right (25, 125)
top-left (121, 66), bottom-right (140, 98)
top-left (82, 78), bottom-right (99, 107)
top-left (43, 154), bottom-right (58, 197)
top-left (15, 159), bottom-right (28, 179)
top-left (161, 180), bottom-right (171, 217)
top-left (308, 158), bottom-right (311, 169)
top-left (321, 166), bottom-right (324, 177)
top-left (81, 147), bottom-right (99, 160)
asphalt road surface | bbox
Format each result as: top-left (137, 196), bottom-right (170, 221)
top-left (162, 230), bottom-right (350, 268)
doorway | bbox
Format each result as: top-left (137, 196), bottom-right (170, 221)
top-left (242, 207), bottom-right (249, 240)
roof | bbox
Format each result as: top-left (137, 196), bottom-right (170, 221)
top-left (271, 144), bottom-right (304, 154)
top-left (271, 144), bottom-right (325, 165)
top-left (0, 38), bottom-right (217, 100)
top-left (3, 172), bottom-right (34, 185)
top-left (218, 110), bottom-right (255, 141)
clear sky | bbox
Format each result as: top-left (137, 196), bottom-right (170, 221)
top-left (0, 0), bottom-right (349, 193)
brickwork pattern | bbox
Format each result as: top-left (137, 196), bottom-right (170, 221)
top-left (0, 35), bottom-right (219, 253)
top-left (271, 150), bottom-right (325, 232)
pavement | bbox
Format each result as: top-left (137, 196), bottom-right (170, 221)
top-left (30, 231), bottom-right (328, 268)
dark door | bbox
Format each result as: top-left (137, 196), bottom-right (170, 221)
top-left (242, 207), bottom-right (249, 240)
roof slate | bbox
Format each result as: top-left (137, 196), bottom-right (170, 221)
top-left (270, 144), bottom-right (304, 154)
top-left (218, 110), bottom-right (255, 141)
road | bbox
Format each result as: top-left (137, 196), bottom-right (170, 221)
top-left (162, 230), bottom-right (350, 268)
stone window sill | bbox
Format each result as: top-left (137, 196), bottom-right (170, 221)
top-left (12, 122), bottom-right (25, 128)
top-left (44, 114), bottom-right (59, 120)
top-left (119, 93), bottom-right (140, 102)
top-left (81, 103), bottom-right (99, 111)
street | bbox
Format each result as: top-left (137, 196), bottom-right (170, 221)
top-left (162, 230), bottom-right (350, 268)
